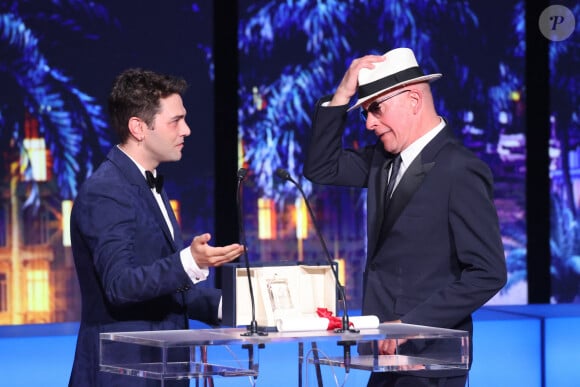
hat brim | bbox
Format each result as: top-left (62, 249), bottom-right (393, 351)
top-left (347, 73), bottom-right (442, 112)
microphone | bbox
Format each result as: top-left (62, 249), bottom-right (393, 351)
top-left (236, 168), bottom-right (267, 336)
top-left (275, 168), bottom-right (358, 334)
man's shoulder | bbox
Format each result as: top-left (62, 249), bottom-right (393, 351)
top-left (77, 156), bottom-right (129, 196)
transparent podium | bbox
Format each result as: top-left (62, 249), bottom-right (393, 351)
top-left (100, 323), bottom-right (469, 386)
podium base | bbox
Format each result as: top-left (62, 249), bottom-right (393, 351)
top-left (311, 354), bottom-right (469, 372)
top-left (100, 361), bottom-right (259, 380)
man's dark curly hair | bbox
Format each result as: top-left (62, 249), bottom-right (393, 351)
top-left (108, 68), bottom-right (188, 143)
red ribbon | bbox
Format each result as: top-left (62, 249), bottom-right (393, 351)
top-left (316, 307), bottom-right (352, 330)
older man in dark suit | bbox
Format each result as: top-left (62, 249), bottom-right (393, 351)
top-left (68, 69), bottom-right (244, 386)
top-left (304, 48), bottom-right (507, 387)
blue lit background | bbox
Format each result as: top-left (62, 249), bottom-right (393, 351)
top-left (237, 0), bottom-right (529, 306)
top-left (1, 0), bottom-right (579, 386)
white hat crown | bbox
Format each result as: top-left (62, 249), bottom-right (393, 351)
top-left (349, 47), bottom-right (442, 111)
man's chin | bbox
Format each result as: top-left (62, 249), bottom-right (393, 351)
top-left (163, 153), bottom-right (183, 163)
top-left (381, 140), bottom-right (394, 153)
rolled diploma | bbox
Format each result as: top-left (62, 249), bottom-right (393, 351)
top-left (349, 315), bottom-right (380, 330)
top-left (276, 315), bottom-right (380, 332)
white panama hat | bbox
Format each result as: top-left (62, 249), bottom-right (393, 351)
top-left (348, 47), bottom-right (442, 111)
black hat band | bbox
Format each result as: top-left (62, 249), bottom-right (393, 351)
top-left (357, 66), bottom-right (424, 100)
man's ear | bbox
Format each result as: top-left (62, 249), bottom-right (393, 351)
top-left (409, 90), bottom-right (421, 114)
top-left (127, 117), bottom-right (144, 141)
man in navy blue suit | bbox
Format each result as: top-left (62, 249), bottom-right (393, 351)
top-left (304, 48), bottom-right (507, 387)
top-left (68, 68), bottom-right (244, 386)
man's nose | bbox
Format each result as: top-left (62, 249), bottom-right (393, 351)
top-left (364, 114), bottom-right (378, 131)
top-left (182, 121), bottom-right (191, 136)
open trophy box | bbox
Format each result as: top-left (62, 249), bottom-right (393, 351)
top-left (221, 261), bottom-right (338, 330)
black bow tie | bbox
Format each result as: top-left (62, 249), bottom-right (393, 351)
top-left (145, 170), bottom-right (164, 193)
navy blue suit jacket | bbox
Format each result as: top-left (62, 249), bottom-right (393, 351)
top-left (69, 146), bottom-right (221, 387)
top-left (304, 99), bottom-right (507, 371)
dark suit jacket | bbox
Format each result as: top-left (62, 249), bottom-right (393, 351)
top-left (304, 99), bottom-right (507, 373)
top-left (69, 146), bottom-right (221, 387)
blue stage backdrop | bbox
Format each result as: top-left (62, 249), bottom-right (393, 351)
top-left (547, 1), bottom-right (580, 304)
top-left (236, 0), bottom-right (531, 309)
top-left (0, 1), bottom-right (579, 327)
top-left (0, 0), bottom-right (215, 325)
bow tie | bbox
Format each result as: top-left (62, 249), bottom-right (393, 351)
top-left (145, 170), bottom-right (164, 193)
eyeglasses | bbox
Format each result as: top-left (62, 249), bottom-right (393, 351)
top-left (360, 89), bottom-right (411, 121)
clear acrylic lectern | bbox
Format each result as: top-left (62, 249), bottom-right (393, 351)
top-left (100, 323), bottom-right (469, 386)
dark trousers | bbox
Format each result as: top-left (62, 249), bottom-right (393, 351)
top-left (367, 372), bottom-right (468, 387)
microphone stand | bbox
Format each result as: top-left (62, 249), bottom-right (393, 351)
top-left (275, 168), bottom-right (359, 334)
top-left (236, 168), bottom-right (268, 336)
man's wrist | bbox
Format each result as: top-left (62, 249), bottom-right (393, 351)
top-left (180, 248), bottom-right (209, 283)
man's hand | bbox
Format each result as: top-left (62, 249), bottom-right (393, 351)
top-left (378, 319), bottom-right (405, 355)
top-left (190, 233), bottom-right (244, 267)
top-left (330, 54), bottom-right (386, 107)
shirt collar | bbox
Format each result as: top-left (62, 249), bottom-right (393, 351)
top-left (400, 117), bottom-right (445, 167)
top-left (116, 144), bottom-right (158, 179)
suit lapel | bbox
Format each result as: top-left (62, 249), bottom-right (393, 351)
top-left (161, 191), bottom-right (183, 247)
top-left (380, 154), bottom-right (434, 233)
top-left (367, 148), bottom-right (392, 258)
top-left (107, 147), bottom-right (179, 250)
top-left (147, 188), bottom-right (178, 250)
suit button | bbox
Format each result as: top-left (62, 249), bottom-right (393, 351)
top-left (370, 263), bottom-right (377, 271)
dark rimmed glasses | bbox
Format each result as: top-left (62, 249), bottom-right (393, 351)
top-left (360, 89), bottom-right (411, 121)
